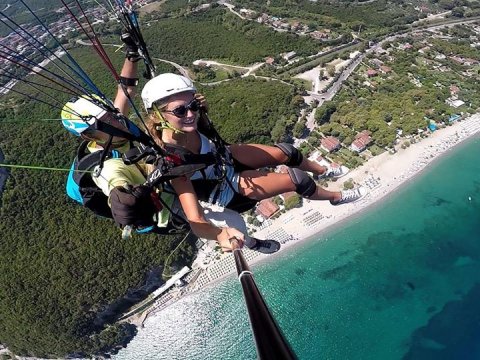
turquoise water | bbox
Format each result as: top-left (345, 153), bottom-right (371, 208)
top-left (115, 136), bottom-right (480, 360)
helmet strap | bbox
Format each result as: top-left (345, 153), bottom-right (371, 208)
top-left (152, 104), bottom-right (184, 134)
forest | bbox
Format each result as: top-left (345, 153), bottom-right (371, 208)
top-left (0, 46), bottom-right (196, 357)
top-left (141, 7), bottom-right (322, 66)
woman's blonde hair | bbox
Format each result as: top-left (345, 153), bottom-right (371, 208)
top-left (145, 110), bottom-right (165, 148)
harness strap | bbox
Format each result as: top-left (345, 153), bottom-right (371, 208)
top-left (154, 191), bottom-right (189, 227)
top-left (94, 135), bottom-right (113, 177)
top-left (74, 140), bottom-right (120, 185)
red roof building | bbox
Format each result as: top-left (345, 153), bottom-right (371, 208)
top-left (280, 191), bottom-right (297, 202)
top-left (255, 199), bottom-right (279, 219)
top-left (350, 130), bottom-right (372, 153)
top-left (450, 85), bottom-right (460, 95)
top-left (380, 65), bottom-right (392, 74)
top-left (265, 57), bottom-right (275, 65)
top-left (367, 69), bottom-right (378, 78)
top-left (320, 136), bottom-right (341, 153)
top-left (291, 21), bottom-right (301, 31)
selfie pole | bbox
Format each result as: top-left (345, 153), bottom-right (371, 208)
top-left (230, 238), bottom-right (297, 360)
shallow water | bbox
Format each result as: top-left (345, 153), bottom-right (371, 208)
top-left (115, 136), bottom-right (480, 360)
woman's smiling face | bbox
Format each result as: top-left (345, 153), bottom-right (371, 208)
top-left (160, 92), bottom-right (200, 132)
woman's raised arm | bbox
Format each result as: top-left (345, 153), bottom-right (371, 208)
top-left (114, 58), bottom-right (139, 116)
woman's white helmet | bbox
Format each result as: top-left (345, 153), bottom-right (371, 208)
top-left (141, 73), bottom-right (196, 110)
top-left (61, 96), bottom-right (106, 136)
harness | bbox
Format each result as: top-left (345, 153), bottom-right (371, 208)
top-left (66, 140), bottom-right (221, 233)
top-left (191, 112), bottom-right (258, 212)
top-left (121, 142), bottom-right (223, 232)
top-left (66, 140), bottom-right (121, 218)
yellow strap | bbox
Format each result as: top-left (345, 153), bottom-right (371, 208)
top-left (152, 104), bottom-right (184, 134)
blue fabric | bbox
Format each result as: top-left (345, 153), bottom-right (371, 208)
top-left (136, 225), bottom-right (155, 234)
top-left (65, 148), bottom-right (119, 204)
top-left (66, 162), bottom-right (83, 204)
top-left (208, 166), bottom-right (239, 207)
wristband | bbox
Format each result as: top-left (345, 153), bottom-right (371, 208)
top-left (119, 76), bottom-right (139, 87)
top-left (126, 53), bottom-right (142, 63)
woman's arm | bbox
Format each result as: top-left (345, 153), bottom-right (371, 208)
top-left (170, 177), bottom-right (244, 251)
top-left (114, 58), bottom-right (138, 116)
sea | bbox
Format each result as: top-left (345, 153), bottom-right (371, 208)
top-left (115, 135), bottom-right (480, 360)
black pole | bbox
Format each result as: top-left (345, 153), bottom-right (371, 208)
top-left (230, 239), bottom-right (297, 360)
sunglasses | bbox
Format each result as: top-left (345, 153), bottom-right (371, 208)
top-left (162, 99), bottom-right (200, 118)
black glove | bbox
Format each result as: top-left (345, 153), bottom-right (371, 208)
top-left (121, 32), bottom-right (141, 62)
top-left (110, 185), bottom-right (161, 229)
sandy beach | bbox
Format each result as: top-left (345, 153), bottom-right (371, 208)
top-left (253, 113), bottom-right (480, 252)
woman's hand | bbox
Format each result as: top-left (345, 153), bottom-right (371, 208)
top-left (195, 93), bottom-right (208, 112)
top-left (172, 178), bottom-right (245, 246)
top-left (217, 227), bottom-right (245, 252)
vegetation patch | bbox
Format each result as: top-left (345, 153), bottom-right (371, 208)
top-left (141, 7), bottom-right (320, 66)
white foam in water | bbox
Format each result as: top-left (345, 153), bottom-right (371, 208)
top-left (114, 281), bottom-right (254, 360)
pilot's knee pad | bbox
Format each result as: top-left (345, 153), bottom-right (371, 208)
top-left (287, 168), bottom-right (316, 198)
top-left (275, 142), bottom-right (303, 167)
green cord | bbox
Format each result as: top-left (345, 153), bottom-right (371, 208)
top-left (0, 119), bottom-right (64, 123)
top-left (162, 231), bottom-right (191, 279)
top-left (0, 163), bottom-right (92, 173)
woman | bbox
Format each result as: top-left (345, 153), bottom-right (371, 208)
top-left (140, 73), bottom-right (365, 224)
top-left (62, 56), bottom-right (283, 252)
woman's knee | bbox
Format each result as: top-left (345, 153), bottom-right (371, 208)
top-left (275, 143), bottom-right (303, 167)
top-left (286, 168), bottom-right (316, 198)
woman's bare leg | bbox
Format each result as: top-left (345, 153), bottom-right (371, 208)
top-left (230, 144), bottom-right (288, 168)
top-left (230, 144), bottom-right (328, 176)
top-left (237, 170), bottom-right (342, 203)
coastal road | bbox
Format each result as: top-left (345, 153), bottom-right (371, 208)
top-left (312, 53), bottom-right (364, 101)
top-left (153, 57), bottom-right (190, 77)
top-left (217, 0), bottom-right (246, 19)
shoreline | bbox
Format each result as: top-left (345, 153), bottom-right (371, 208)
top-left (253, 114), bottom-right (480, 256)
top-left (141, 113), bottom-right (480, 323)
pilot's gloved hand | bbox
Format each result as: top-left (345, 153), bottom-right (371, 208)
top-left (110, 185), bottom-right (161, 229)
top-left (120, 32), bottom-right (141, 62)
